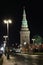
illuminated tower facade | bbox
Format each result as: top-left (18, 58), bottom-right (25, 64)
top-left (20, 8), bottom-right (30, 53)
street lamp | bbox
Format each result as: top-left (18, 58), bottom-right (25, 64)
top-left (3, 35), bottom-right (8, 47)
top-left (4, 19), bottom-right (12, 46)
top-left (3, 19), bottom-right (12, 59)
top-left (32, 39), bottom-right (35, 45)
top-left (4, 19), bottom-right (12, 36)
top-left (3, 35), bottom-right (8, 41)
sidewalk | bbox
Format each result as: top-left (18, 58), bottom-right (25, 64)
top-left (16, 53), bottom-right (38, 59)
top-left (3, 54), bottom-right (15, 65)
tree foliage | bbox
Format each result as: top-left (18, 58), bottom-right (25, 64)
top-left (32, 35), bottom-right (42, 45)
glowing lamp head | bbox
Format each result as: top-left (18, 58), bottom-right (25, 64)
top-left (32, 39), bottom-right (35, 41)
top-left (8, 19), bottom-right (12, 23)
top-left (4, 20), bottom-right (8, 24)
top-left (24, 42), bottom-right (26, 45)
top-left (4, 19), bottom-right (12, 24)
top-left (3, 35), bottom-right (8, 38)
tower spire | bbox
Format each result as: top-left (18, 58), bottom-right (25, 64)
top-left (22, 7), bottom-right (28, 28)
top-left (23, 6), bottom-right (26, 21)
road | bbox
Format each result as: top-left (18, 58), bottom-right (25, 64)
top-left (14, 53), bottom-right (43, 65)
top-left (2, 53), bottom-right (43, 65)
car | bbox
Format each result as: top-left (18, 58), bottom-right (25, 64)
top-left (15, 49), bottom-right (21, 53)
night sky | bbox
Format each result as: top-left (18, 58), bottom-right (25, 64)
top-left (0, 0), bottom-right (43, 45)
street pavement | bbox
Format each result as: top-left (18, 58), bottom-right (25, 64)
top-left (14, 53), bottom-right (43, 65)
top-left (2, 53), bottom-right (43, 65)
top-left (3, 54), bottom-right (16, 65)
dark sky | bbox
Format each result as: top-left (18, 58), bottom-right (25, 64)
top-left (0, 0), bottom-right (43, 44)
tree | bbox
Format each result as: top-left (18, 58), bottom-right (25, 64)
top-left (32, 35), bottom-right (42, 45)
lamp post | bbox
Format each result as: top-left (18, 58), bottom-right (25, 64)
top-left (3, 35), bottom-right (8, 47)
top-left (4, 19), bottom-right (12, 37)
top-left (32, 39), bottom-right (35, 45)
top-left (4, 19), bottom-right (12, 59)
top-left (3, 35), bottom-right (8, 43)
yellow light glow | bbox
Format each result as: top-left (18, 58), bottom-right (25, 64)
top-left (24, 42), bottom-right (26, 45)
top-left (8, 19), bottom-right (12, 23)
top-left (4, 19), bottom-right (12, 24)
top-left (4, 20), bottom-right (8, 24)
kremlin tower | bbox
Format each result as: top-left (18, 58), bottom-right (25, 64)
top-left (20, 7), bottom-right (30, 53)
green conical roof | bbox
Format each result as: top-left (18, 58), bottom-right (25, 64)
top-left (22, 8), bottom-right (28, 28)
